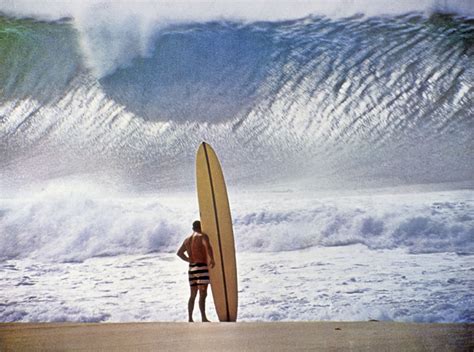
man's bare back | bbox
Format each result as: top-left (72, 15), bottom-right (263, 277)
top-left (178, 231), bottom-right (215, 266)
top-left (185, 233), bottom-right (209, 264)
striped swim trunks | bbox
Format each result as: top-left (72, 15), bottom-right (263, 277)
top-left (188, 263), bottom-right (210, 286)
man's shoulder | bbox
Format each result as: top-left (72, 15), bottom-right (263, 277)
top-left (199, 233), bottom-right (210, 242)
top-left (187, 232), bottom-right (202, 241)
top-left (192, 232), bottom-right (209, 241)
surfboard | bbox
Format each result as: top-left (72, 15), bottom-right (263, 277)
top-left (196, 142), bottom-right (238, 322)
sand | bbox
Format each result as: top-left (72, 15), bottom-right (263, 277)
top-left (1, 322), bottom-right (472, 351)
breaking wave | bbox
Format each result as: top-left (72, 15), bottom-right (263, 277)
top-left (0, 11), bottom-right (473, 192)
top-left (1, 185), bottom-right (472, 262)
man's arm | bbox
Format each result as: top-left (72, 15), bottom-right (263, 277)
top-left (177, 240), bottom-right (190, 263)
top-left (203, 234), bottom-right (215, 268)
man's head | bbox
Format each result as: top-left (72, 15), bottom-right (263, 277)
top-left (192, 220), bottom-right (201, 233)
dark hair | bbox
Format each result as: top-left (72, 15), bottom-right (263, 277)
top-left (192, 220), bottom-right (201, 232)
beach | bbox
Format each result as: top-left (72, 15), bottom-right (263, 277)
top-left (1, 322), bottom-right (472, 351)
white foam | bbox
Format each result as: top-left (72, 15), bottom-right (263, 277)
top-left (2, 246), bottom-right (472, 323)
top-left (0, 181), bottom-right (193, 262)
top-left (1, 181), bottom-right (472, 263)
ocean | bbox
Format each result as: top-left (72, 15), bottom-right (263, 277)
top-left (0, 0), bottom-right (473, 323)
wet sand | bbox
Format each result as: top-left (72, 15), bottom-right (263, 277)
top-left (1, 322), bottom-right (472, 351)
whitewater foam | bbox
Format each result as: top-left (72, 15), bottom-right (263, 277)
top-left (1, 184), bottom-right (472, 263)
top-left (2, 246), bottom-right (472, 323)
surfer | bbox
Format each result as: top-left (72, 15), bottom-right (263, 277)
top-left (177, 220), bottom-right (215, 322)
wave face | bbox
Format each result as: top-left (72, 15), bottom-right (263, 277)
top-left (1, 12), bottom-right (473, 192)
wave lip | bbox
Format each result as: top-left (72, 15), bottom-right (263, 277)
top-left (2, 1), bottom-right (474, 78)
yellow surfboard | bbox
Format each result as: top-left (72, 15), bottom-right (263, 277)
top-left (196, 142), bottom-right (238, 322)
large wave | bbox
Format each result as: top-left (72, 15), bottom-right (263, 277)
top-left (1, 11), bottom-right (473, 192)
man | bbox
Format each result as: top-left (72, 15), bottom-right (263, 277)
top-left (177, 220), bottom-right (215, 322)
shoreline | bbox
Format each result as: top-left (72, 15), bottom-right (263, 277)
top-left (1, 321), bottom-right (472, 351)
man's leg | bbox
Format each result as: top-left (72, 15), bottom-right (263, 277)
top-left (198, 284), bottom-right (209, 322)
top-left (188, 286), bottom-right (198, 322)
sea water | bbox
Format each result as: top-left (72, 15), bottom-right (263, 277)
top-left (1, 1), bottom-right (473, 323)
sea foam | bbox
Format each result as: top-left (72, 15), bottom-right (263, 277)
top-left (1, 183), bottom-right (472, 263)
